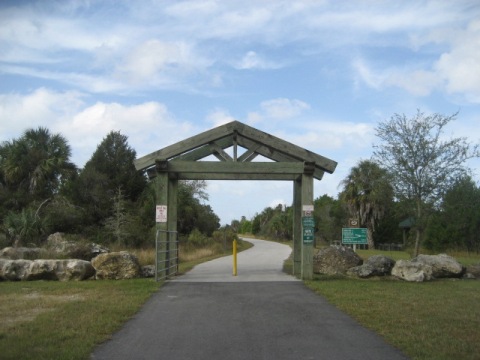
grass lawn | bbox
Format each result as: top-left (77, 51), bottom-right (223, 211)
top-left (0, 279), bottom-right (159, 360)
top-left (305, 277), bottom-right (480, 360)
top-left (1, 244), bottom-right (479, 359)
top-left (0, 239), bottom-right (253, 360)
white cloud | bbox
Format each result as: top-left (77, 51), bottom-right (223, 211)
top-left (353, 17), bottom-right (480, 103)
top-left (206, 108), bottom-right (236, 128)
top-left (269, 199), bottom-right (287, 209)
top-left (235, 51), bottom-right (282, 70)
top-left (116, 39), bottom-right (208, 86)
top-left (56, 101), bottom-right (194, 166)
top-left (0, 88), bottom-right (194, 167)
top-left (0, 88), bottom-right (85, 138)
top-left (260, 98), bottom-right (310, 119)
top-left (245, 98), bottom-right (311, 125)
top-left (276, 119), bottom-right (374, 153)
top-left (433, 20), bottom-right (480, 103)
top-left (353, 58), bottom-right (442, 96)
top-left (388, 70), bottom-right (441, 97)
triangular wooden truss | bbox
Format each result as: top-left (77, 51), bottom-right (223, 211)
top-left (134, 120), bottom-right (337, 180)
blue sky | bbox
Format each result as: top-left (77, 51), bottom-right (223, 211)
top-left (1, 0), bottom-right (479, 225)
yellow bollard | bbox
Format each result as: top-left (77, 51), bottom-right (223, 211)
top-left (233, 238), bottom-right (237, 276)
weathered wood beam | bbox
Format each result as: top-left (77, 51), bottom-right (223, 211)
top-left (134, 122), bottom-right (237, 171)
top-left (233, 121), bottom-right (337, 174)
top-left (174, 173), bottom-right (299, 181)
top-left (237, 144), bottom-right (260, 162)
top-left (236, 136), bottom-right (325, 180)
top-left (172, 137), bottom-right (233, 162)
top-left (209, 142), bottom-right (233, 162)
top-left (158, 161), bottom-right (305, 175)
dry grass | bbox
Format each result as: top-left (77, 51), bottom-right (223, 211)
top-left (129, 247), bottom-right (156, 266)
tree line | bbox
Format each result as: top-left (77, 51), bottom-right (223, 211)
top-left (0, 128), bottom-right (219, 248)
top-left (1, 110), bottom-right (479, 254)
top-left (232, 111), bottom-right (480, 255)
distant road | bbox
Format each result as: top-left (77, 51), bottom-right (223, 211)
top-left (91, 238), bottom-right (408, 360)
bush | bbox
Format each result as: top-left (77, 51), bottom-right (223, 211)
top-left (188, 228), bottom-right (209, 247)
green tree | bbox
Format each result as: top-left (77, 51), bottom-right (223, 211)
top-left (374, 110), bottom-right (479, 256)
top-left (65, 131), bottom-right (146, 229)
top-left (104, 187), bottom-right (131, 245)
top-left (177, 180), bottom-right (219, 236)
top-left (339, 159), bottom-right (393, 249)
top-left (63, 167), bottom-right (111, 225)
top-left (313, 194), bottom-right (346, 244)
top-left (83, 131), bottom-right (146, 202)
top-left (425, 177), bottom-right (480, 252)
top-left (0, 127), bottom-right (76, 209)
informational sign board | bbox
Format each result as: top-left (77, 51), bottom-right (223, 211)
top-left (303, 227), bottom-right (314, 244)
top-left (342, 228), bottom-right (367, 244)
top-left (156, 205), bottom-right (168, 223)
top-left (302, 213), bottom-right (315, 244)
top-left (302, 216), bottom-right (315, 228)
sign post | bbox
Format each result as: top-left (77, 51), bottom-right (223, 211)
top-left (302, 205), bottom-right (315, 245)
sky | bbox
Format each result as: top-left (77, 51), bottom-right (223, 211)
top-left (1, 0), bottom-right (480, 225)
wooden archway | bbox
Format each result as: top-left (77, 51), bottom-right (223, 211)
top-left (134, 121), bottom-right (337, 280)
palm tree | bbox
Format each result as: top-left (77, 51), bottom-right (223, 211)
top-left (0, 127), bottom-right (76, 205)
top-left (339, 160), bottom-right (393, 249)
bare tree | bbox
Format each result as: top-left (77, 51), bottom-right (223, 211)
top-left (373, 110), bottom-right (479, 256)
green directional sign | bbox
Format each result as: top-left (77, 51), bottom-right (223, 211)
top-left (342, 228), bottom-right (367, 244)
top-left (302, 216), bottom-right (315, 244)
top-left (302, 216), bottom-right (315, 228)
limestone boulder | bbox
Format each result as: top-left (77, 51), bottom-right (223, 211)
top-left (391, 260), bottom-right (433, 282)
top-left (46, 232), bottom-right (109, 260)
top-left (91, 251), bottom-right (141, 280)
top-left (347, 255), bottom-right (396, 278)
top-left (466, 264), bottom-right (480, 279)
top-left (392, 254), bottom-right (465, 282)
top-left (414, 254), bottom-right (465, 278)
top-left (0, 247), bottom-right (42, 260)
top-left (141, 265), bottom-right (155, 278)
top-left (1, 259), bottom-right (32, 281)
top-left (63, 259), bottom-right (96, 281)
top-left (26, 259), bottom-right (95, 281)
top-left (0, 259), bottom-right (94, 281)
top-left (313, 246), bottom-right (363, 275)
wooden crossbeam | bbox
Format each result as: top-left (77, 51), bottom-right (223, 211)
top-left (209, 142), bottom-right (233, 162)
top-left (159, 161), bottom-right (305, 175)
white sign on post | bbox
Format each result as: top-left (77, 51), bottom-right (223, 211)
top-left (302, 205), bottom-right (314, 216)
top-left (156, 205), bottom-right (168, 223)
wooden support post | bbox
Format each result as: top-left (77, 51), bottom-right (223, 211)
top-left (301, 163), bottom-right (315, 280)
top-left (293, 178), bottom-right (302, 277)
top-left (167, 176), bottom-right (178, 277)
top-left (155, 160), bottom-right (169, 281)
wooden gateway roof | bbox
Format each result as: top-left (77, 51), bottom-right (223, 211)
top-left (134, 120), bottom-right (337, 181)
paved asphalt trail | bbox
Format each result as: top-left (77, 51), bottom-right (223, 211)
top-left (91, 238), bottom-right (408, 360)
